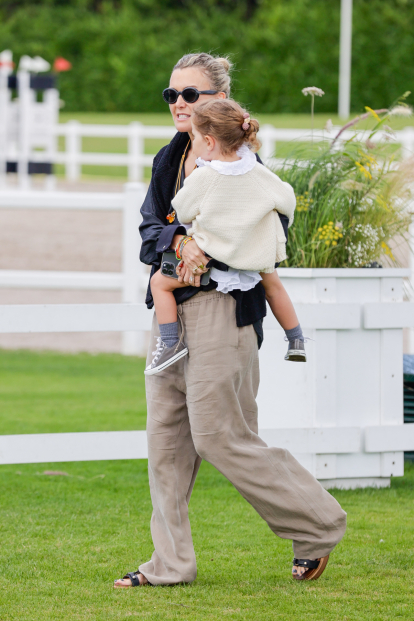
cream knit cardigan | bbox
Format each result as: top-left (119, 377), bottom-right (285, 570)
top-left (172, 162), bottom-right (296, 273)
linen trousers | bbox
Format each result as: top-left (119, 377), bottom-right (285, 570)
top-left (139, 290), bottom-right (346, 585)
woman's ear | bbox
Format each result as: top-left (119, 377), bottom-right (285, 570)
top-left (217, 92), bottom-right (226, 100)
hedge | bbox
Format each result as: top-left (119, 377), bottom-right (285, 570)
top-left (0, 0), bottom-right (413, 113)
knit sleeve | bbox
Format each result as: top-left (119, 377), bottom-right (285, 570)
top-left (271, 176), bottom-right (296, 227)
top-left (172, 167), bottom-right (210, 225)
top-left (256, 167), bottom-right (296, 227)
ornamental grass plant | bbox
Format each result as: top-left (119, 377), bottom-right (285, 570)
top-left (275, 97), bottom-right (414, 268)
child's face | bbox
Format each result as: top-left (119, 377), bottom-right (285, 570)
top-left (191, 124), bottom-right (213, 160)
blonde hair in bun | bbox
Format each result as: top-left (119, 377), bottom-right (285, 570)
top-left (173, 52), bottom-right (233, 98)
top-left (192, 99), bottom-right (261, 154)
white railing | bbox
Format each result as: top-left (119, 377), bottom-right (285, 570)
top-left (0, 183), bottom-right (148, 355)
top-left (3, 122), bottom-right (413, 187)
top-left (259, 125), bottom-right (414, 164)
top-left (53, 121), bottom-right (176, 182)
top-left (1, 295), bottom-right (414, 483)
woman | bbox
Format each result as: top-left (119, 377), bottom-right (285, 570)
top-left (114, 53), bottom-right (346, 587)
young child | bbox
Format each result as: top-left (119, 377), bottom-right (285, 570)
top-left (145, 98), bottom-right (305, 376)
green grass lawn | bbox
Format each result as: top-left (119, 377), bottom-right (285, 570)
top-left (55, 112), bottom-right (414, 183)
top-left (0, 350), bottom-right (147, 435)
top-left (1, 349), bottom-right (414, 619)
top-left (0, 460), bottom-right (413, 621)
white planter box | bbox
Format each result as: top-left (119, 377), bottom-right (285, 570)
top-left (257, 267), bottom-right (412, 490)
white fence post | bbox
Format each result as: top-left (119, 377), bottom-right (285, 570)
top-left (0, 50), bottom-right (13, 188)
top-left (17, 70), bottom-right (31, 189)
top-left (259, 125), bottom-right (275, 163)
top-left (128, 121), bottom-right (143, 182)
top-left (409, 218), bottom-right (414, 354)
top-left (66, 120), bottom-right (81, 181)
top-left (44, 87), bottom-right (59, 190)
top-left (399, 126), bottom-right (414, 159)
top-left (122, 182), bottom-right (147, 356)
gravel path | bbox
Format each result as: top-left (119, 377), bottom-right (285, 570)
top-left (0, 180), bottom-right (148, 354)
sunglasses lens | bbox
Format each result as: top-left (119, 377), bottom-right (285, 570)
top-left (163, 89), bottom-right (177, 104)
top-left (182, 88), bottom-right (199, 103)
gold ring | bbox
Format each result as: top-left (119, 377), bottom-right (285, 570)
top-left (198, 264), bottom-right (205, 270)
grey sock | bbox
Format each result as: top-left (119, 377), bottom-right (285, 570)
top-left (285, 323), bottom-right (304, 343)
top-left (159, 321), bottom-right (179, 348)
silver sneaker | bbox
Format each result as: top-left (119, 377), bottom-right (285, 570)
top-left (285, 339), bottom-right (306, 362)
top-left (144, 336), bottom-right (188, 375)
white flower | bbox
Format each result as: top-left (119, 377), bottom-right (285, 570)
top-left (335, 221), bottom-right (343, 230)
top-left (383, 125), bottom-right (395, 135)
top-left (302, 87), bottom-right (325, 97)
top-left (348, 224), bottom-right (382, 266)
top-left (389, 105), bottom-right (413, 117)
top-left (324, 119), bottom-right (333, 132)
top-left (340, 180), bottom-right (366, 192)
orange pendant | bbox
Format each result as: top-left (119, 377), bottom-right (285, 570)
top-left (166, 211), bottom-right (176, 223)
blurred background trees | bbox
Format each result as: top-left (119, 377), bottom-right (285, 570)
top-left (0, 0), bottom-right (413, 113)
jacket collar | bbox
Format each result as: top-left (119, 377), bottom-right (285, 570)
top-left (151, 131), bottom-right (190, 216)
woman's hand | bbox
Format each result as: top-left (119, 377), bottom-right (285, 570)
top-left (177, 239), bottom-right (208, 287)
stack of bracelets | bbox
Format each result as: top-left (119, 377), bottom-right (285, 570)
top-left (175, 235), bottom-right (193, 261)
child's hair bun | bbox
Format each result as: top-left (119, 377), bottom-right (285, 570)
top-left (192, 99), bottom-right (261, 154)
top-left (244, 118), bottom-right (260, 152)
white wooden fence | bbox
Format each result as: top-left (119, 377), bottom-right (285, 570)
top-left (1, 278), bottom-right (414, 488)
top-left (0, 183), bottom-right (148, 355)
top-left (3, 121), bottom-right (414, 187)
top-left (1, 176), bottom-right (414, 487)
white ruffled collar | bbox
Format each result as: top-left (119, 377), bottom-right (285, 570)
top-left (195, 144), bottom-right (257, 176)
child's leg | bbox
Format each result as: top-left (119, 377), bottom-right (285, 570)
top-left (260, 271), bottom-right (299, 331)
top-left (150, 270), bottom-right (188, 347)
top-left (260, 271), bottom-right (305, 359)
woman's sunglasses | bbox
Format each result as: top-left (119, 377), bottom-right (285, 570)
top-left (162, 87), bottom-right (218, 105)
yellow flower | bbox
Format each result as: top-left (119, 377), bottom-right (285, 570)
top-left (381, 241), bottom-right (395, 261)
top-left (295, 193), bottom-right (313, 212)
top-left (316, 221), bottom-right (344, 247)
top-left (365, 106), bottom-right (381, 122)
top-left (355, 162), bottom-right (372, 180)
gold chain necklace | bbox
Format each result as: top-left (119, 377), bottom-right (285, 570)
top-left (167, 139), bottom-right (194, 223)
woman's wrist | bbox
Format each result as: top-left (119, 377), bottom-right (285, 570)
top-left (171, 234), bottom-right (184, 250)
top-left (177, 235), bottom-right (193, 260)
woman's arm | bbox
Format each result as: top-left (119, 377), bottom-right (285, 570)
top-left (139, 184), bottom-right (187, 266)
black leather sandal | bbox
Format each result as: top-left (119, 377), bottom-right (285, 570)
top-left (292, 555), bottom-right (329, 581)
top-left (114, 570), bottom-right (149, 588)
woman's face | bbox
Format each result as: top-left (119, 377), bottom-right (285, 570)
top-left (168, 67), bottom-right (225, 134)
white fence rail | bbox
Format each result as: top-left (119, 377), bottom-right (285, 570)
top-left (0, 184), bottom-right (148, 355)
top-left (3, 121), bottom-right (414, 186)
top-left (1, 298), bottom-right (414, 485)
top-left (57, 124), bottom-right (414, 181)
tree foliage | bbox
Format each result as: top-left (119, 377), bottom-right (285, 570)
top-left (0, 0), bottom-right (413, 113)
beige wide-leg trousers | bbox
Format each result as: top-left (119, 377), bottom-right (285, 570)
top-left (139, 290), bottom-right (346, 585)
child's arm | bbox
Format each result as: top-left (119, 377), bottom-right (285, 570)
top-left (172, 167), bottom-right (210, 224)
top-left (262, 168), bottom-right (296, 226)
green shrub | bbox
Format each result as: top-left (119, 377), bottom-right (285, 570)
top-left (0, 0), bottom-right (413, 113)
top-left (275, 102), bottom-right (414, 268)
